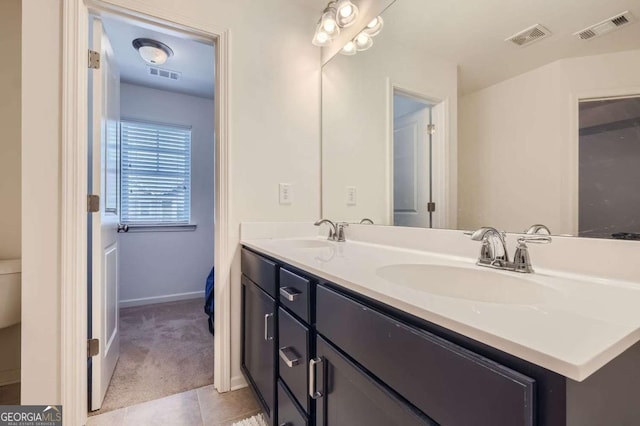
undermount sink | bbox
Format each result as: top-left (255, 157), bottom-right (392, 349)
top-left (376, 264), bottom-right (556, 305)
top-left (277, 239), bottom-right (333, 249)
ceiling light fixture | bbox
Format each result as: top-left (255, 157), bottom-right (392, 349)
top-left (132, 38), bottom-right (174, 65)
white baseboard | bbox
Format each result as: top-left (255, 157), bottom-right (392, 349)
top-left (230, 374), bottom-right (247, 391)
top-left (120, 291), bottom-right (204, 308)
top-left (0, 369), bottom-right (20, 386)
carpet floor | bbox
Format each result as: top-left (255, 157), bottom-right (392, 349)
top-left (90, 298), bottom-right (214, 416)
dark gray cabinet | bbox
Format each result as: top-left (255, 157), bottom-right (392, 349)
top-left (241, 246), bottom-right (568, 426)
top-left (242, 274), bottom-right (277, 424)
top-left (314, 336), bottom-right (435, 426)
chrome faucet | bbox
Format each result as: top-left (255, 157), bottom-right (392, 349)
top-left (359, 218), bottom-right (374, 225)
top-left (468, 227), bottom-right (551, 273)
top-left (315, 219), bottom-right (349, 242)
top-left (470, 227), bottom-right (510, 268)
top-left (314, 219), bottom-right (337, 241)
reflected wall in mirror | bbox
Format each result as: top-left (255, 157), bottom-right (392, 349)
top-left (321, 0), bottom-right (640, 239)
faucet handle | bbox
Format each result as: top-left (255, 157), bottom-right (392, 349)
top-left (518, 235), bottom-right (552, 244)
top-left (513, 235), bottom-right (551, 273)
top-left (336, 222), bottom-right (349, 242)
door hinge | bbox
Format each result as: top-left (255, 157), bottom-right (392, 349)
top-left (427, 202), bottom-right (436, 212)
top-left (427, 124), bottom-right (436, 135)
top-left (88, 50), bottom-right (101, 69)
top-left (87, 194), bottom-right (100, 213)
top-left (87, 338), bottom-right (99, 357)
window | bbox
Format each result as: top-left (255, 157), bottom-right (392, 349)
top-left (120, 120), bottom-right (192, 225)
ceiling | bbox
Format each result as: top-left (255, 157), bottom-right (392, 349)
top-left (380, 0), bottom-right (640, 94)
top-left (102, 17), bottom-right (215, 99)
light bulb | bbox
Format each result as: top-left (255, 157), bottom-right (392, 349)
top-left (354, 31), bottom-right (373, 51)
top-left (335, 0), bottom-right (358, 27)
top-left (323, 19), bottom-right (336, 33)
top-left (316, 31), bottom-right (329, 43)
top-left (340, 41), bottom-right (357, 56)
top-left (320, 9), bottom-right (340, 37)
top-left (364, 16), bottom-right (384, 36)
top-left (339, 4), bottom-right (352, 18)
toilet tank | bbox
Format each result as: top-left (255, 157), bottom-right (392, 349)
top-left (0, 259), bottom-right (21, 329)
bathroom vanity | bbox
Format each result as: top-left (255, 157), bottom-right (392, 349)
top-left (240, 232), bottom-right (640, 426)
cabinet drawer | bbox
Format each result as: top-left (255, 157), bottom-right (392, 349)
top-left (278, 307), bottom-right (310, 414)
top-left (278, 380), bottom-right (308, 426)
top-left (316, 284), bottom-right (535, 426)
top-left (242, 248), bottom-right (278, 298)
top-left (279, 268), bottom-right (311, 323)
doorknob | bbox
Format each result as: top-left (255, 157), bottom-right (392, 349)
top-left (117, 224), bottom-right (129, 233)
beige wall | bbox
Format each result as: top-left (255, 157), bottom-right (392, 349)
top-left (21, 0), bottom-right (321, 403)
top-left (0, 0), bottom-right (21, 389)
top-left (458, 48), bottom-right (640, 234)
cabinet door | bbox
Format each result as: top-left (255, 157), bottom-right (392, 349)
top-left (313, 336), bottom-right (435, 426)
top-left (242, 275), bottom-right (276, 422)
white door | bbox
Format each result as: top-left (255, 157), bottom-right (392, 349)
top-left (393, 107), bottom-right (432, 227)
top-left (89, 17), bottom-right (121, 411)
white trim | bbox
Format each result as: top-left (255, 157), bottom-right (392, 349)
top-left (61, 2), bottom-right (89, 426)
top-left (0, 369), bottom-right (21, 387)
top-left (61, 2), bottom-right (231, 424)
top-left (230, 374), bottom-right (248, 391)
top-left (119, 291), bottom-right (205, 308)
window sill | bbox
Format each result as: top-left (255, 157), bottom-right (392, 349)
top-left (124, 224), bottom-right (197, 233)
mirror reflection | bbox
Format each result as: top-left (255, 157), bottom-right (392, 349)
top-left (321, 0), bottom-right (640, 239)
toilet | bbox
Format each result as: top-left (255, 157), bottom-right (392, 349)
top-left (0, 259), bottom-right (21, 329)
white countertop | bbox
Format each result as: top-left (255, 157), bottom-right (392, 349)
top-left (242, 236), bottom-right (640, 382)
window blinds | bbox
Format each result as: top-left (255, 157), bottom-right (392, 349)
top-left (120, 120), bottom-right (191, 224)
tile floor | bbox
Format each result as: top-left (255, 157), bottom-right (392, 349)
top-left (87, 385), bottom-right (261, 426)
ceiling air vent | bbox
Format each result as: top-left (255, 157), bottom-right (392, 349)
top-left (574, 11), bottom-right (634, 40)
top-left (505, 24), bottom-right (551, 47)
top-left (147, 65), bottom-right (181, 81)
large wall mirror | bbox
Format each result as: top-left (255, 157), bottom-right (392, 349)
top-left (321, 0), bottom-right (640, 239)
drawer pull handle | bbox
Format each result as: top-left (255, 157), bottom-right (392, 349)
top-left (280, 287), bottom-right (302, 302)
top-left (279, 346), bottom-right (301, 368)
top-left (309, 357), bottom-right (324, 399)
top-left (264, 313), bottom-right (274, 341)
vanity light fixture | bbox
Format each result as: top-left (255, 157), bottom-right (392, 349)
top-left (312, 0), bottom-right (359, 46)
top-left (338, 15), bottom-right (383, 55)
top-left (132, 38), bottom-right (174, 65)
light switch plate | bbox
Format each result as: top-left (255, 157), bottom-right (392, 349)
top-left (279, 183), bottom-right (293, 205)
top-left (346, 186), bottom-right (357, 206)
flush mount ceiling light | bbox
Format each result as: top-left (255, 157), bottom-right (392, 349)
top-left (132, 38), bottom-right (174, 65)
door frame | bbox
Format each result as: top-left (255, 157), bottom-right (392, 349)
top-left (387, 82), bottom-right (454, 228)
top-left (60, 1), bottom-right (231, 424)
